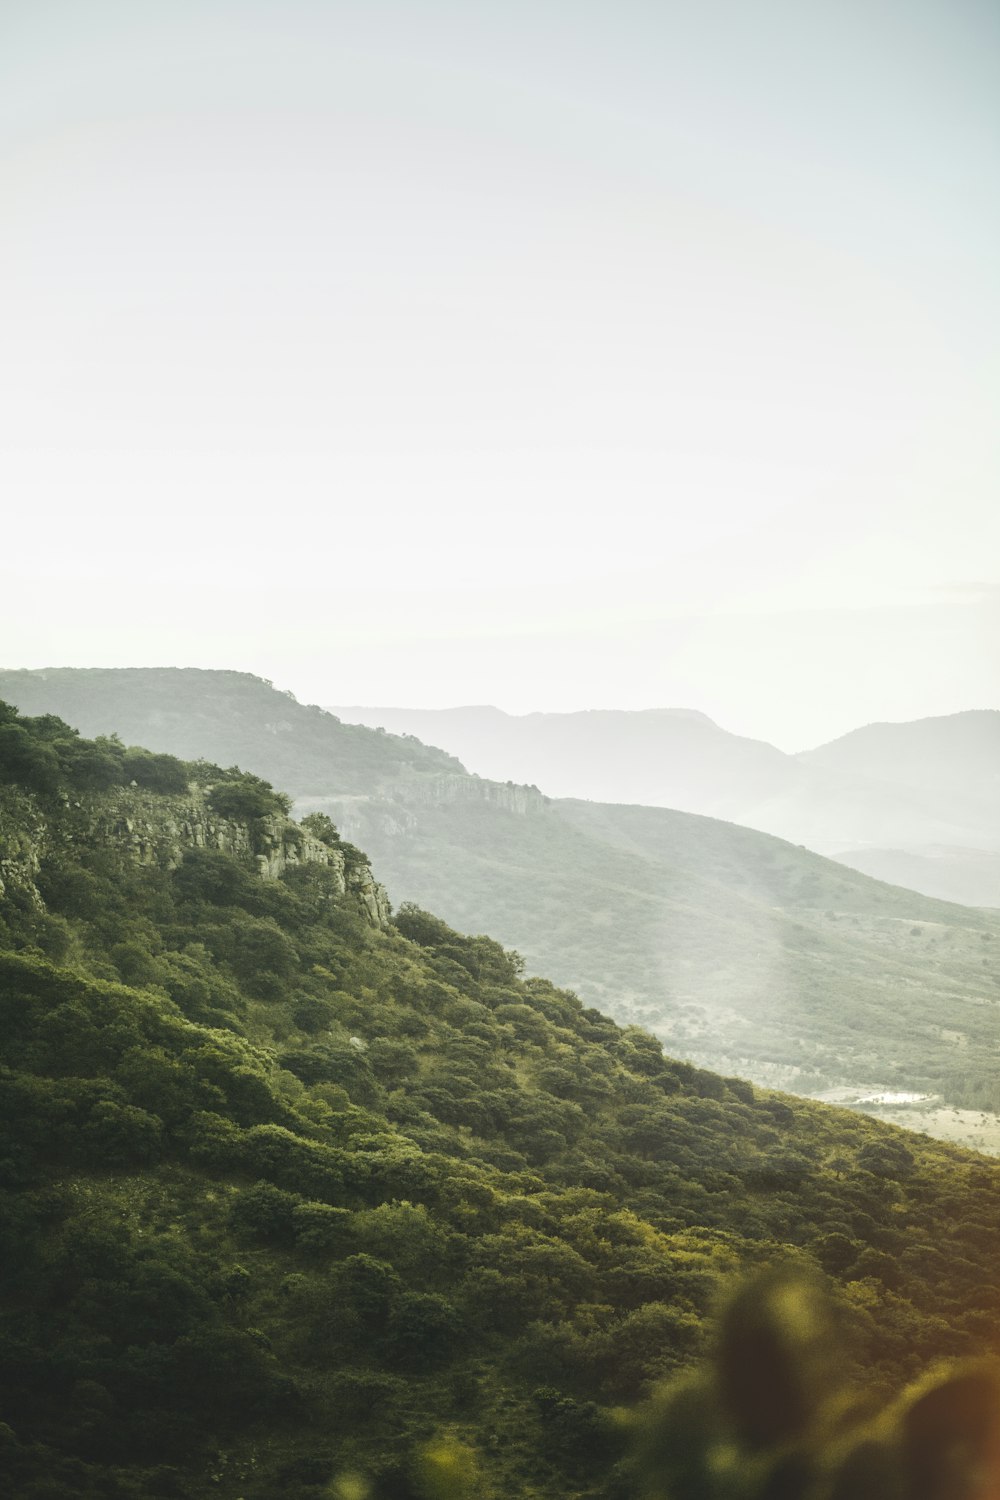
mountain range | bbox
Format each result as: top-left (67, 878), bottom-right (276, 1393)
top-left (2, 668), bottom-right (997, 1151)
top-left (329, 704), bottom-right (1000, 908)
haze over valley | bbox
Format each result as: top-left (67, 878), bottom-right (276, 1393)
top-left (330, 704), bottom-right (1000, 908)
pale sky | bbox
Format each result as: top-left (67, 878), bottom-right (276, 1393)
top-left (1, 0), bottom-right (997, 749)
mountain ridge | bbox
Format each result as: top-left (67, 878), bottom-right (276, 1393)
top-left (1, 669), bottom-right (997, 1142)
top-left (328, 701), bottom-right (1000, 907)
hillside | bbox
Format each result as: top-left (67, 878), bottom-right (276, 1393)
top-left (831, 844), bottom-right (1000, 909)
top-left (801, 712), bottom-right (1000, 910)
top-left (0, 668), bottom-right (464, 796)
top-left (2, 670), bottom-right (998, 1132)
top-left (3, 703), bottom-right (1000, 1499)
top-left (330, 703), bottom-right (1000, 907)
top-left (312, 787), bottom-right (1000, 1123)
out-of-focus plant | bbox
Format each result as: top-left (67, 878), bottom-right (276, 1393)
top-left (632, 1264), bottom-right (1000, 1500)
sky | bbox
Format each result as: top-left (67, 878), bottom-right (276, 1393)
top-left (1, 0), bottom-right (997, 750)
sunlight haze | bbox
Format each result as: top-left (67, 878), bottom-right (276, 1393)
top-left (2, 0), bottom-right (996, 746)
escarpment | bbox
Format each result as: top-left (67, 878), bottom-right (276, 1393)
top-left (296, 771), bottom-right (549, 847)
top-left (0, 777), bottom-right (390, 929)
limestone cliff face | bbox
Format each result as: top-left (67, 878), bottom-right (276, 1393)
top-left (402, 774), bottom-right (548, 816)
top-left (0, 783), bottom-right (391, 928)
top-left (296, 773), bottom-right (548, 845)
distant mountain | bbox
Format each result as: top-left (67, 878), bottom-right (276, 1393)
top-left (797, 712), bottom-right (1000, 907)
top-left (330, 704), bottom-right (1000, 906)
top-left (801, 710), bottom-right (1000, 796)
top-left (328, 704), bottom-right (796, 814)
top-left (3, 668), bottom-right (999, 1133)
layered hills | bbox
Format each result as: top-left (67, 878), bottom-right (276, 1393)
top-left (3, 702), bottom-right (1000, 1498)
top-left (2, 670), bottom-right (998, 1140)
top-left (330, 704), bottom-right (1000, 908)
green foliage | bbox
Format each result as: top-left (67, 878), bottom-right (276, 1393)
top-left (0, 720), bottom-right (62, 794)
top-left (228, 915), bottom-right (299, 996)
top-left (631, 1266), bottom-right (1000, 1498)
top-left (59, 734), bottom-right (128, 790)
top-left (300, 811), bottom-right (341, 846)
top-left (2, 726), bottom-right (1000, 1497)
top-left (0, 700), bottom-right (190, 806)
top-left (207, 768), bottom-right (292, 822)
top-left (122, 747), bottom-right (190, 793)
top-left (394, 903), bottom-right (524, 984)
top-left (172, 848), bottom-right (256, 907)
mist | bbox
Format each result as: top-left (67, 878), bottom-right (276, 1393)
top-left (2, 0), bottom-right (997, 743)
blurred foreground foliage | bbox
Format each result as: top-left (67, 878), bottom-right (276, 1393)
top-left (633, 1266), bottom-right (1000, 1500)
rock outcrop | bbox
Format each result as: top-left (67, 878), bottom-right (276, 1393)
top-left (0, 783), bottom-right (391, 928)
top-left (403, 774), bottom-right (548, 816)
top-left (295, 774), bottom-right (548, 848)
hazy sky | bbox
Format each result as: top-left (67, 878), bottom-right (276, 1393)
top-left (2, 0), bottom-right (997, 749)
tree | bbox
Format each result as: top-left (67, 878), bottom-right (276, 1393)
top-left (0, 722), bottom-right (61, 794)
top-left (207, 771), bottom-right (291, 821)
top-left (122, 748), bottom-right (190, 794)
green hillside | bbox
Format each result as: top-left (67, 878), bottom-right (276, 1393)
top-left (0, 668), bottom-right (463, 795)
top-left (3, 703), bottom-right (1000, 1498)
top-left (316, 789), bottom-right (1000, 1115)
top-left (2, 669), bottom-right (998, 1122)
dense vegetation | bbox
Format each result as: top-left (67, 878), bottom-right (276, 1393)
top-left (2, 702), bottom-right (1000, 1497)
top-left (0, 696), bottom-right (291, 813)
top-left (3, 669), bottom-right (998, 1119)
top-left (332, 790), bottom-right (1000, 1111)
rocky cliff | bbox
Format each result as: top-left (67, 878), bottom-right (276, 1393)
top-left (403, 773), bottom-right (548, 815)
top-left (294, 772), bottom-right (549, 846)
top-left (0, 782), bottom-right (391, 928)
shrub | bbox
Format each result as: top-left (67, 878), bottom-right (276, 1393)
top-left (229, 1181), bottom-right (301, 1243)
top-left (0, 723), bottom-right (61, 794)
top-left (81, 1101), bottom-right (163, 1166)
top-left (208, 772), bottom-right (291, 822)
top-left (59, 737), bottom-right (127, 791)
top-left (123, 749), bottom-right (190, 794)
top-left (386, 1291), bottom-right (461, 1364)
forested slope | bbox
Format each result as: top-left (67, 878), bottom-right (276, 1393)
top-left (2, 669), bottom-right (998, 1118)
top-left (325, 789), bottom-right (1000, 1111)
top-left (2, 703), bottom-right (1000, 1498)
